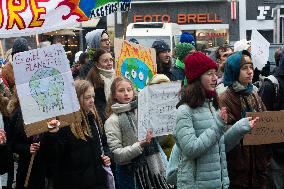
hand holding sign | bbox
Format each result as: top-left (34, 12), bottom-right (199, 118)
top-left (248, 116), bottom-right (260, 129)
top-left (139, 129), bottom-right (153, 147)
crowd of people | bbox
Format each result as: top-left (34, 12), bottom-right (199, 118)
top-left (0, 29), bottom-right (283, 189)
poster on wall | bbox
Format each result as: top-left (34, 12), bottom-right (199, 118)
top-left (0, 0), bottom-right (131, 38)
top-left (138, 82), bottom-right (180, 140)
top-left (13, 44), bottom-right (80, 136)
top-left (114, 38), bottom-right (157, 91)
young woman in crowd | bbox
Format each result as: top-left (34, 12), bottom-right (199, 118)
top-left (219, 50), bottom-right (271, 189)
top-left (86, 49), bottom-right (115, 122)
top-left (169, 52), bottom-right (258, 189)
top-left (104, 77), bottom-right (169, 189)
top-left (43, 79), bottom-right (111, 189)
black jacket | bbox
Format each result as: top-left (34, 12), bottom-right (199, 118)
top-left (41, 117), bottom-right (108, 189)
top-left (0, 144), bottom-right (13, 175)
top-left (259, 66), bottom-right (284, 163)
top-left (10, 107), bottom-right (46, 189)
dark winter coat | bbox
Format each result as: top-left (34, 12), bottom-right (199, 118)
top-left (41, 113), bottom-right (109, 189)
top-left (0, 144), bottom-right (13, 175)
top-left (10, 107), bottom-right (46, 189)
top-left (79, 60), bottom-right (93, 79)
top-left (94, 87), bottom-right (107, 123)
top-left (219, 88), bottom-right (271, 189)
top-left (259, 56), bottom-right (284, 167)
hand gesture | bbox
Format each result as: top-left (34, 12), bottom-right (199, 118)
top-left (101, 155), bottom-right (111, 167)
top-left (47, 119), bottom-right (60, 133)
top-left (30, 143), bottom-right (40, 154)
top-left (139, 129), bottom-right (153, 147)
top-left (219, 107), bottom-right (228, 124)
top-left (247, 117), bottom-right (259, 128)
top-left (0, 129), bottom-right (6, 144)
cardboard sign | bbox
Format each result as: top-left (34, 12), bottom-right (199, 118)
top-left (251, 29), bottom-right (270, 70)
top-left (0, 0), bottom-right (131, 38)
top-left (13, 44), bottom-right (80, 136)
top-left (244, 111), bottom-right (284, 145)
top-left (138, 82), bottom-right (180, 140)
top-left (114, 38), bottom-right (157, 91)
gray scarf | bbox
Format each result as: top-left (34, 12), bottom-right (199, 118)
top-left (111, 100), bottom-right (170, 189)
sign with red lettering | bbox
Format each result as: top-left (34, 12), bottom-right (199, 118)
top-left (0, 0), bottom-right (131, 38)
top-left (133, 13), bottom-right (223, 24)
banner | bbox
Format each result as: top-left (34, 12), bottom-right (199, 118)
top-left (138, 82), bottom-right (180, 140)
top-left (13, 44), bottom-right (80, 136)
top-left (251, 29), bottom-right (270, 70)
top-left (244, 111), bottom-right (284, 145)
top-left (115, 38), bottom-right (157, 91)
top-left (0, 0), bottom-right (131, 38)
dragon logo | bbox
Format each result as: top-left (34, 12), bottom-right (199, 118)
top-left (56, 0), bottom-right (96, 21)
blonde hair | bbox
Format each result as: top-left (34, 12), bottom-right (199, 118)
top-left (72, 79), bottom-right (103, 141)
top-left (105, 77), bottom-right (136, 118)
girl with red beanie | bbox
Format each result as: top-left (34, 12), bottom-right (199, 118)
top-left (167, 51), bottom-right (259, 189)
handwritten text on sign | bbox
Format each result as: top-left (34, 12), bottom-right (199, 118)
top-left (138, 82), bottom-right (180, 140)
top-left (13, 44), bottom-right (80, 125)
top-left (244, 111), bottom-right (284, 145)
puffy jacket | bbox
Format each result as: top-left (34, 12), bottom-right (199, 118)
top-left (172, 102), bottom-right (251, 189)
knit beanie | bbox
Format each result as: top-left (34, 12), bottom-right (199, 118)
top-left (12, 38), bottom-right (29, 56)
top-left (234, 39), bottom-right (251, 52)
top-left (184, 52), bottom-right (218, 83)
top-left (152, 40), bottom-right (170, 54)
top-left (175, 42), bottom-right (195, 61)
top-left (180, 32), bottom-right (195, 46)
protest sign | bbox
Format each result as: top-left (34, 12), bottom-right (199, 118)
top-left (115, 38), bottom-right (157, 91)
top-left (251, 29), bottom-right (270, 70)
top-left (0, 0), bottom-right (131, 38)
top-left (138, 82), bottom-right (180, 140)
top-left (244, 111), bottom-right (284, 145)
top-left (13, 44), bottom-right (80, 136)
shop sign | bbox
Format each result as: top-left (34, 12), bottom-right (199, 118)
top-left (257, 6), bottom-right (270, 20)
top-left (134, 13), bottom-right (223, 24)
top-left (196, 32), bottom-right (227, 40)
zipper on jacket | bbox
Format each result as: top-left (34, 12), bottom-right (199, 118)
top-left (208, 101), bottom-right (212, 113)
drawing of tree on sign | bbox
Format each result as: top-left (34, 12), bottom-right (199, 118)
top-left (29, 67), bottom-right (64, 113)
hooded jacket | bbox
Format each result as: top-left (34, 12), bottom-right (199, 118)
top-left (85, 29), bottom-right (105, 49)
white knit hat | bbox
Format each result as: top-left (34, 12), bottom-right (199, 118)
top-left (149, 74), bottom-right (170, 85)
top-left (234, 39), bottom-right (251, 52)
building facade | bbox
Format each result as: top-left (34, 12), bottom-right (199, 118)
top-left (239, 0), bottom-right (284, 43)
top-left (115, 0), bottom-right (239, 50)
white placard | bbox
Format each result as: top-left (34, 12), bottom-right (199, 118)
top-left (138, 82), bottom-right (180, 140)
top-left (13, 44), bottom-right (80, 125)
top-left (251, 29), bottom-right (270, 70)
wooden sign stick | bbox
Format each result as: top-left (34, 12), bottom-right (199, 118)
top-left (24, 153), bottom-right (36, 188)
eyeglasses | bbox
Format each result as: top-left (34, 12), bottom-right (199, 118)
top-left (101, 38), bottom-right (110, 43)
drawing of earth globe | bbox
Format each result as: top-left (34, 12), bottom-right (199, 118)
top-left (121, 58), bottom-right (153, 91)
top-left (29, 67), bottom-right (64, 113)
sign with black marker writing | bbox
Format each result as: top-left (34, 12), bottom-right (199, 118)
top-left (138, 82), bottom-right (180, 140)
top-left (244, 111), bottom-right (284, 145)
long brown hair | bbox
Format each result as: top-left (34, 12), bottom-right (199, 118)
top-left (177, 79), bottom-right (219, 109)
top-left (105, 77), bottom-right (136, 118)
top-left (73, 79), bottom-right (103, 141)
top-left (86, 49), bottom-right (109, 89)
